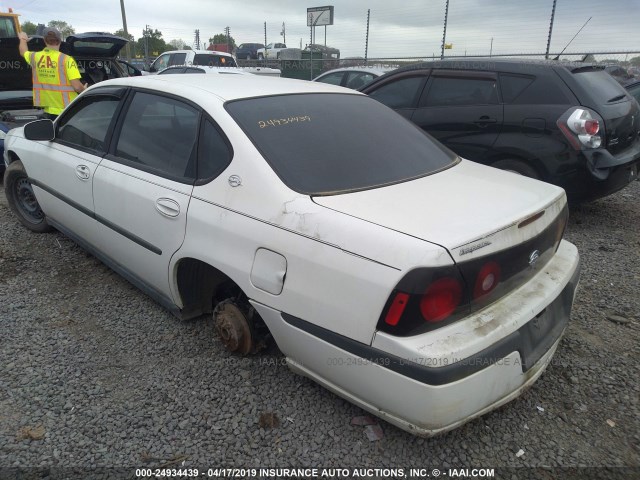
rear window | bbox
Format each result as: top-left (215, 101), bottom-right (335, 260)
top-left (225, 93), bottom-right (457, 195)
top-left (573, 70), bottom-right (628, 103)
top-left (193, 54), bottom-right (237, 67)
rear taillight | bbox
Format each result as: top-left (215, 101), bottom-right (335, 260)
top-left (420, 277), bottom-right (463, 323)
top-left (557, 107), bottom-right (603, 150)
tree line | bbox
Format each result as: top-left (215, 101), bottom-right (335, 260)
top-left (20, 20), bottom-right (237, 58)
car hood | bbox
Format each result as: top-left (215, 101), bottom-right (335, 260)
top-left (313, 159), bottom-right (566, 260)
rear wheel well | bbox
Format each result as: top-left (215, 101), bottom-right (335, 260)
top-left (488, 154), bottom-right (545, 180)
top-left (175, 258), bottom-right (242, 318)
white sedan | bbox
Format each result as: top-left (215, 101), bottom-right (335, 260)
top-left (2, 75), bottom-right (580, 436)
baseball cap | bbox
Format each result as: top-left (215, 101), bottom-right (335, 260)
top-left (43, 27), bottom-right (62, 42)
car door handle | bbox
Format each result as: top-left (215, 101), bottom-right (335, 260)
top-left (75, 165), bottom-right (91, 180)
top-left (473, 116), bottom-right (498, 126)
top-left (155, 198), bottom-right (180, 218)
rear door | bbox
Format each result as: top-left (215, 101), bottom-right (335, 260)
top-left (91, 90), bottom-right (200, 298)
top-left (412, 70), bottom-right (503, 161)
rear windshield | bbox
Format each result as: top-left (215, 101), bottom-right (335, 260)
top-left (572, 70), bottom-right (628, 103)
top-left (225, 93), bottom-right (457, 195)
top-left (193, 54), bottom-right (237, 68)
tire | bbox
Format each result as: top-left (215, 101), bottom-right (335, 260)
top-left (246, 54), bottom-right (251, 60)
top-left (4, 160), bottom-right (52, 233)
top-left (257, 53), bottom-right (264, 60)
top-left (491, 159), bottom-right (540, 180)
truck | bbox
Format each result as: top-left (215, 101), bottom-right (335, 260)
top-left (257, 42), bottom-right (288, 59)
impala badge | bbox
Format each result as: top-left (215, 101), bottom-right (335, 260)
top-left (529, 250), bottom-right (540, 268)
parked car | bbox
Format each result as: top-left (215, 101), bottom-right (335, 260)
top-left (147, 49), bottom-right (237, 73)
top-left (257, 42), bottom-right (287, 60)
top-left (118, 59), bottom-right (143, 77)
top-left (157, 65), bottom-right (280, 78)
top-left (625, 80), bottom-right (640, 105)
top-left (313, 67), bottom-right (394, 90)
top-left (604, 65), bottom-right (636, 86)
top-left (236, 43), bottom-right (264, 60)
top-left (361, 59), bottom-right (640, 202)
top-left (157, 65), bottom-right (250, 76)
top-left (3, 74), bottom-right (580, 436)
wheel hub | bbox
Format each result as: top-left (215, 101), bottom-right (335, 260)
top-left (214, 302), bottom-right (253, 355)
top-left (15, 178), bottom-right (44, 221)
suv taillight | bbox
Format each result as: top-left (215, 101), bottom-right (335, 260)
top-left (557, 107), bottom-right (604, 150)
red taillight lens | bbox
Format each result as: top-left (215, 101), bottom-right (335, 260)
top-left (420, 277), bottom-right (463, 323)
top-left (584, 119), bottom-right (599, 135)
top-left (473, 261), bottom-right (501, 299)
top-left (384, 292), bottom-right (409, 326)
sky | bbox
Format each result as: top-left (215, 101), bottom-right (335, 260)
top-left (3, 0), bottom-right (639, 59)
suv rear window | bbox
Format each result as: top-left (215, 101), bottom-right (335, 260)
top-left (225, 93), bottom-right (457, 195)
top-left (572, 70), bottom-right (628, 103)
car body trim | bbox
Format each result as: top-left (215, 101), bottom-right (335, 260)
top-left (29, 177), bottom-right (162, 255)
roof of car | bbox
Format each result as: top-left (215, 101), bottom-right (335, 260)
top-left (388, 58), bottom-right (603, 74)
top-left (91, 74), bottom-right (361, 101)
top-left (314, 66), bottom-right (394, 79)
top-left (163, 49), bottom-right (233, 57)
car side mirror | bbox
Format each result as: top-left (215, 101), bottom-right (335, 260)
top-left (23, 119), bottom-right (55, 141)
top-left (148, 65), bottom-right (156, 73)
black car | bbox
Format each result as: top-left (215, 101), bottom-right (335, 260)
top-left (626, 80), bottom-right (640, 105)
top-left (361, 59), bottom-right (640, 202)
top-left (236, 43), bottom-right (264, 60)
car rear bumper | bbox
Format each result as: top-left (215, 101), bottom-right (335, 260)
top-left (568, 139), bottom-right (640, 201)
top-left (252, 240), bottom-right (580, 436)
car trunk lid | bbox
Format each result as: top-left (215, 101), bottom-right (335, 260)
top-left (313, 159), bottom-right (566, 261)
top-left (62, 32), bottom-right (128, 58)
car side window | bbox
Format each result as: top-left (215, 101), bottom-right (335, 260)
top-left (316, 72), bottom-right (344, 86)
top-left (57, 96), bottom-right (120, 153)
top-left (424, 76), bottom-right (498, 107)
top-left (152, 53), bottom-right (170, 71)
top-left (197, 119), bottom-right (232, 181)
top-left (115, 92), bottom-right (200, 181)
top-left (368, 76), bottom-right (425, 109)
top-left (169, 53), bottom-right (187, 66)
top-left (346, 72), bottom-right (376, 89)
top-left (499, 74), bottom-right (534, 103)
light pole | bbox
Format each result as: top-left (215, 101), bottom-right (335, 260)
top-left (119, 0), bottom-right (131, 59)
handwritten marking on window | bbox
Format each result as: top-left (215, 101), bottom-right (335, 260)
top-left (258, 116), bottom-right (311, 128)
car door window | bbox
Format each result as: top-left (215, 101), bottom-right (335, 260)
top-left (152, 53), bottom-right (170, 71)
top-left (114, 92), bottom-right (200, 181)
top-left (316, 72), bottom-right (344, 86)
top-left (169, 53), bottom-right (187, 66)
top-left (346, 72), bottom-right (376, 89)
top-left (197, 119), bottom-right (232, 181)
top-left (57, 96), bottom-right (120, 153)
top-left (368, 76), bottom-right (425, 109)
top-left (424, 76), bottom-right (498, 106)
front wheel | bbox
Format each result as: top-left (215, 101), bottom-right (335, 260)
top-left (4, 160), bottom-right (52, 233)
top-left (257, 53), bottom-right (264, 60)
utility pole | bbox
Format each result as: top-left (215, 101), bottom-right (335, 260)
top-left (264, 22), bottom-right (267, 51)
top-left (225, 26), bottom-right (230, 52)
top-left (441, 0), bottom-right (450, 60)
top-left (144, 24), bottom-right (149, 65)
top-left (364, 9), bottom-right (370, 65)
top-left (119, 0), bottom-right (131, 59)
top-left (281, 22), bottom-right (286, 44)
top-left (545, 0), bottom-right (557, 59)
top-left (490, 37), bottom-right (493, 57)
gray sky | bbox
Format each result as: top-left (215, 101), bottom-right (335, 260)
top-left (4, 0), bottom-right (640, 58)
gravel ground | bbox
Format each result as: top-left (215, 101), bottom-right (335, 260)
top-left (0, 178), bottom-right (639, 479)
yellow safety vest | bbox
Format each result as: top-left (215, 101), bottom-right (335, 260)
top-left (25, 49), bottom-right (80, 115)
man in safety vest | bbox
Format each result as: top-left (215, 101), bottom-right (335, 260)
top-left (18, 27), bottom-right (87, 120)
